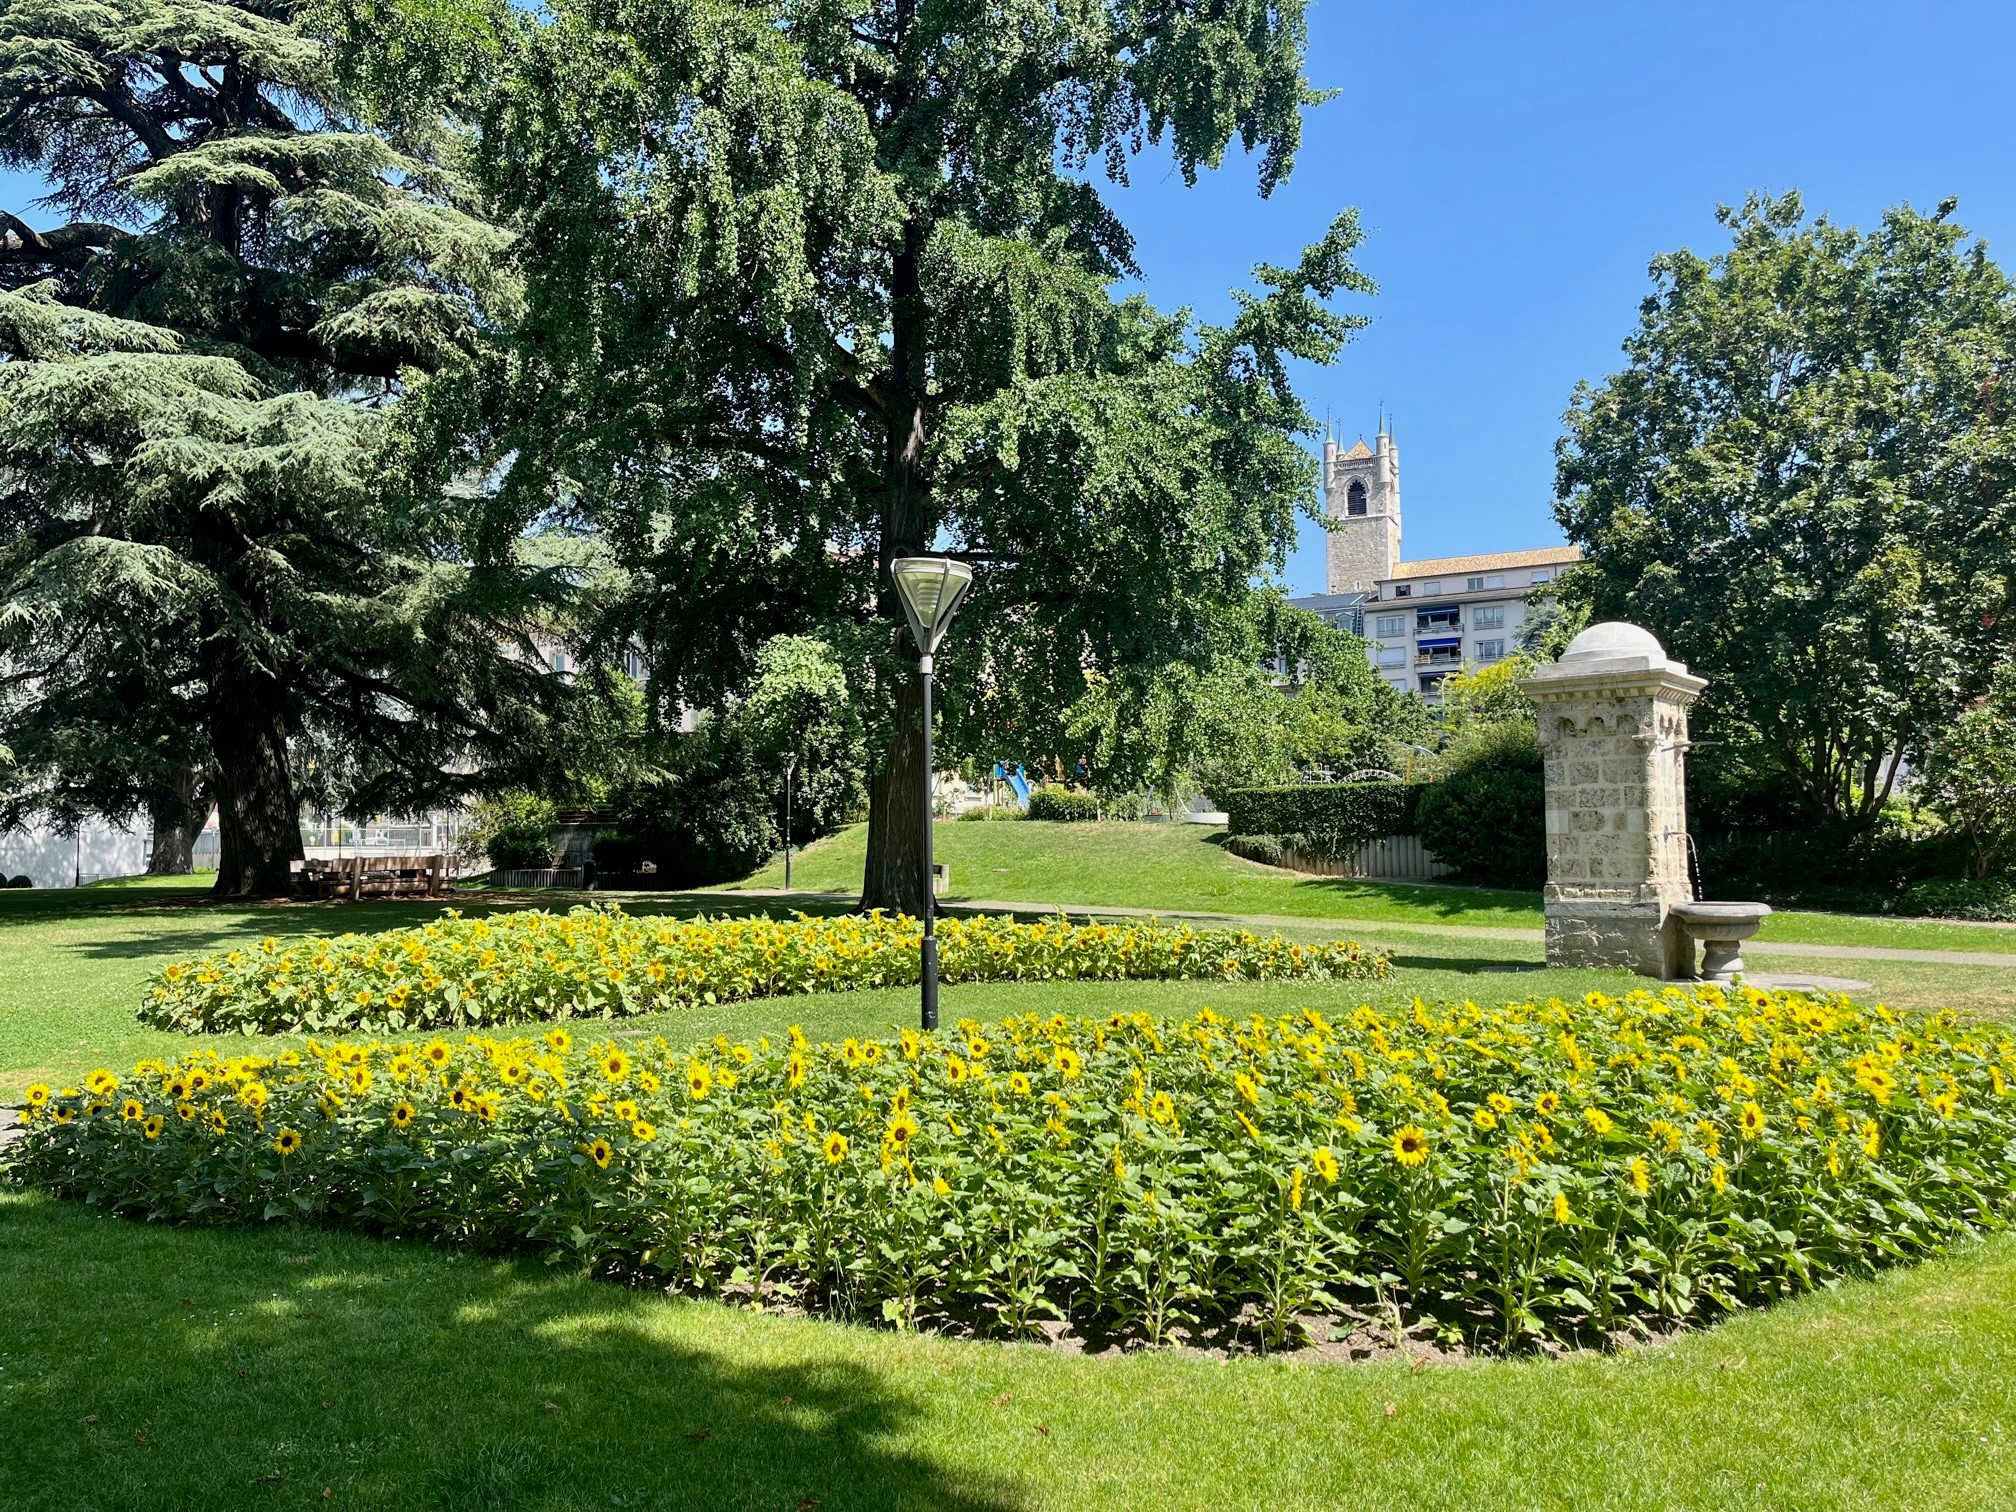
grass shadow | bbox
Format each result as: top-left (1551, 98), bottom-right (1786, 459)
top-left (0, 1191), bottom-right (1025, 1511)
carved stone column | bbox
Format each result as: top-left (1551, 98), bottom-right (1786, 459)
top-left (1520, 623), bottom-right (1706, 979)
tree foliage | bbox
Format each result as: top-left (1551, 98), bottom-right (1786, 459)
top-left (362, 0), bottom-right (1368, 909)
top-left (1554, 193), bottom-right (2016, 828)
top-left (1919, 665), bottom-right (2016, 881)
top-left (0, 0), bottom-right (557, 892)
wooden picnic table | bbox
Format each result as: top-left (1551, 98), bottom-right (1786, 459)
top-left (296, 853), bottom-right (450, 899)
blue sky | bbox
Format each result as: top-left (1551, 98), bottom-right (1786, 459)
top-left (7, 0), bottom-right (2012, 597)
top-left (1102, 0), bottom-right (2016, 593)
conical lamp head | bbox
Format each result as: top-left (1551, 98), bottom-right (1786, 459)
top-left (891, 555), bottom-right (974, 656)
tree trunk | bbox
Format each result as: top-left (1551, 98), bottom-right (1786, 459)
top-left (860, 215), bottom-right (933, 914)
top-left (207, 661), bottom-right (302, 897)
top-left (147, 766), bottom-right (210, 875)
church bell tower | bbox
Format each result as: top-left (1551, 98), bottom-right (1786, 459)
top-left (1323, 413), bottom-right (1401, 594)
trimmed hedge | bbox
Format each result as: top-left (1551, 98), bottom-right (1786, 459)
top-left (1222, 782), bottom-right (1426, 849)
top-left (1026, 786), bottom-right (1102, 822)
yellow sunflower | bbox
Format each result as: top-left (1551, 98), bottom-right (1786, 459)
top-left (1391, 1124), bottom-right (1430, 1168)
top-left (273, 1128), bottom-right (302, 1156)
top-left (822, 1132), bottom-right (849, 1164)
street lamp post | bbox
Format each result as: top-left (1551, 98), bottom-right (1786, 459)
top-left (890, 555), bottom-right (975, 1032)
top-left (783, 752), bottom-right (797, 892)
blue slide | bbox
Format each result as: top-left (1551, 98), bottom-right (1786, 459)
top-left (993, 762), bottom-right (1032, 809)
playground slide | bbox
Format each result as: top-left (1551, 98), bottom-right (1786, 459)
top-left (993, 762), bottom-right (1032, 809)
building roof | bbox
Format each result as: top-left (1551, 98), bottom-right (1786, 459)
top-left (1384, 544), bottom-right (1580, 581)
top-left (1339, 437), bottom-right (1374, 459)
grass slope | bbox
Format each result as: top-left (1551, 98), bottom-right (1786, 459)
top-left (2, 1188), bottom-right (2011, 1510)
top-left (727, 820), bottom-right (2016, 952)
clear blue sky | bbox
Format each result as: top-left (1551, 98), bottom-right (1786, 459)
top-left (1102, 0), bottom-right (2016, 594)
top-left (7, 0), bottom-right (2011, 598)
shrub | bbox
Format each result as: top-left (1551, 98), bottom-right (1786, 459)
top-left (18, 988), bottom-right (2014, 1351)
top-left (1222, 782), bottom-right (1425, 850)
top-left (1415, 723), bottom-right (1546, 888)
top-left (1225, 833), bottom-right (1287, 866)
top-left (1026, 786), bottom-right (1102, 822)
top-left (136, 907), bottom-right (1389, 1036)
top-left (473, 793), bottom-right (558, 872)
top-left (7, 875), bottom-right (30, 888)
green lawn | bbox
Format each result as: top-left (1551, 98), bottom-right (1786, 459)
top-left (726, 819), bottom-right (2016, 953)
top-left (2, 1186), bottom-right (2011, 1510)
top-left (5, 867), bottom-right (2016, 1507)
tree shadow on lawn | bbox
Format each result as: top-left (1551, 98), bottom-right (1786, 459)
top-left (1, 1193), bottom-right (1023, 1512)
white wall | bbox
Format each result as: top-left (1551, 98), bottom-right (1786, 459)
top-left (0, 816), bottom-right (151, 889)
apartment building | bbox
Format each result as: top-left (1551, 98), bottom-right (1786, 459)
top-left (1288, 419), bottom-right (1578, 699)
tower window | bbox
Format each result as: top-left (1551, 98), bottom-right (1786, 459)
top-left (1346, 480), bottom-right (1368, 517)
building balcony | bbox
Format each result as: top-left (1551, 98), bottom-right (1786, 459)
top-left (1414, 650), bottom-right (1464, 669)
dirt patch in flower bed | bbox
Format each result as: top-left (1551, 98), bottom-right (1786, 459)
top-left (136, 906), bottom-right (1388, 1036)
top-left (11, 987), bottom-right (2015, 1354)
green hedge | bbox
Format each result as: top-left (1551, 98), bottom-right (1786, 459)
top-left (1026, 786), bottom-right (1103, 822)
top-left (1222, 783), bottom-right (1427, 849)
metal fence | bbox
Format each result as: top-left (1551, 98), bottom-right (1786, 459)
top-left (1275, 833), bottom-right (1454, 882)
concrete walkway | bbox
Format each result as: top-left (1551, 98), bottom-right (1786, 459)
top-left (708, 888), bottom-right (2016, 969)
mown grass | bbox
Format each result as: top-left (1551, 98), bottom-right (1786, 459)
top-left (725, 819), bottom-right (2016, 953)
top-left (2, 1186), bottom-right (2011, 1510)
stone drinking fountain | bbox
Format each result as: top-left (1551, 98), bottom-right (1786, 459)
top-left (1519, 623), bottom-right (1848, 989)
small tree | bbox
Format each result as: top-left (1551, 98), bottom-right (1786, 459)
top-left (1919, 668), bottom-right (2016, 880)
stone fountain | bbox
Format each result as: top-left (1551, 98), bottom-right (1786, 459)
top-left (1519, 623), bottom-right (1861, 990)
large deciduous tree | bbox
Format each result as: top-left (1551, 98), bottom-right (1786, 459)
top-left (378, 0), bottom-right (1366, 912)
top-left (1555, 193), bottom-right (2016, 829)
top-left (0, 0), bottom-right (556, 893)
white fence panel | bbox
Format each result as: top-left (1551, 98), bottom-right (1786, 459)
top-left (1276, 833), bottom-right (1453, 882)
top-left (0, 817), bottom-right (150, 889)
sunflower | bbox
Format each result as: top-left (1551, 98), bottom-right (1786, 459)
top-left (121, 1098), bottom-right (144, 1123)
top-left (632, 1121), bottom-right (657, 1142)
top-left (23, 1082), bottom-right (51, 1108)
top-left (822, 1132), bottom-right (849, 1164)
top-left (785, 1053), bottom-right (807, 1088)
top-left (1628, 1156), bottom-right (1651, 1195)
top-left (1234, 1072), bottom-right (1261, 1106)
top-left (1149, 1091), bottom-right (1176, 1125)
top-left (1535, 1092), bottom-right (1561, 1117)
top-left (1551, 1191), bottom-right (1573, 1224)
top-left (52, 1104), bottom-right (75, 1125)
top-left (545, 1028), bottom-right (573, 1054)
top-left (686, 1062), bottom-right (713, 1100)
top-left (1487, 1093), bottom-right (1515, 1115)
top-left (1584, 1107), bottom-right (1614, 1136)
top-left (391, 1102), bottom-right (416, 1129)
top-left (884, 1112), bottom-right (920, 1148)
top-left (1391, 1125), bottom-right (1430, 1168)
top-left (1472, 1108), bottom-right (1498, 1131)
top-left (1009, 1072), bottom-right (1033, 1096)
top-left (613, 1099), bottom-right (639, 1123)
top-left (273, 1128), bottom-right (303, 1156)
top-left (944, 1055), bottom-right (969, 1085)
top-left (176, 1102), bottom-right (196, 1122)
top-left (585, 1138), bottom-right (614, 1169)
top-left (142, 1115), bottom-right (164, 1139)
top-left (1738, 1101), bottom-right (1766, 1140)
top-left (1054, 1047), bottom-right (1083, 1080)
top-left (1311, 1147), bottom-right (1340, 1184)
top-left (87, 1070), bottom-right (119, 1096)
top-left (423, 1041), bottom-right (453, 1068)
top-left (601, 1047), bottom-right (631, 1081)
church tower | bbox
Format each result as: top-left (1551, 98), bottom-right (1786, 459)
top-left (1323, 415), bottom-right (1401, 594)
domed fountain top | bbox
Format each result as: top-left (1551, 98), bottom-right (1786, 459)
top-left (1523, 619), bottom-right (1701, 688)
top-left (1561, 621), bottom-right (1667, 662)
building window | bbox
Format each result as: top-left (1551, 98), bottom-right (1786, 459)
top-left (1390, 677), bottom-right (1409, 693)
top-left (551, 651), bottom-right (568, 674)
top-left (1531, 570), bottom-right (1552, 584)
top-left (1392, 584), bottom-right (1411, 598)
top-left (1375, 614), bottom-right (1405, 637)
top-left (1466, 576), bottom-right (1484, 591)
top-left (1476, 639), bottom-right (1506, 662)
top-left (1422, 581), bottom-right (1441, 596)
top-left (1472, 604), bottom-right (1505, 629)
top-left (1377, 646), bottom-right (1405, 667)
top-left (1346, 480), bottom-right (1368, 516)
top-left (1487, 574), bottom-right (1504, 588)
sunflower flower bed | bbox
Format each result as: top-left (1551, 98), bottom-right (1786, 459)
top-left (137, 906), bottom-right (1387, 1036)
top-left (12, 988), bottom-right (2016, 1352)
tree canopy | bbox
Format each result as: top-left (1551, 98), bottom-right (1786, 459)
top-left (1554, 193), bottom-right (2016, 829)
top-left (370, 0), bottom-right (1369, 909)
top-left (0, 0), bottom-right (559, 892)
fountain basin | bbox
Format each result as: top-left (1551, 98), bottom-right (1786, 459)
top-left (1670, 901), bottom-right (1772, 983)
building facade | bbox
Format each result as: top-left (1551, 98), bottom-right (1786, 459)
top-left (1291, 419), bottom-right (1579, 700)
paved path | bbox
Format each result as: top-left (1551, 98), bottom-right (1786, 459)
top-left (707, 888), bottom-right (2016, 969)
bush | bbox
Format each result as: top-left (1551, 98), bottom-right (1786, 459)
top-left (1222, 782), bottom-right (1425, 851)
top-left (1026, 786), bottom-right (1102, 822)
top-left (21, 987), bottom-right (2014, 1352)
top-left (137, 906), bottom-right (1389, 1036)
top-left (1415, 723), bottom-right (1546, 888)
top-left (473, 793), bottom-right (558, 872)
top-left (6, 875), bottom-right (30, 888)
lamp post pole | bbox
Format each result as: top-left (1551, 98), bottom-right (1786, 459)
top-left (783, 753), bottom-right (796, 893)
top-left (919, 654), bottom-right (938, 1031)
top-left (888, 554), bottom-right (974, 1036)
